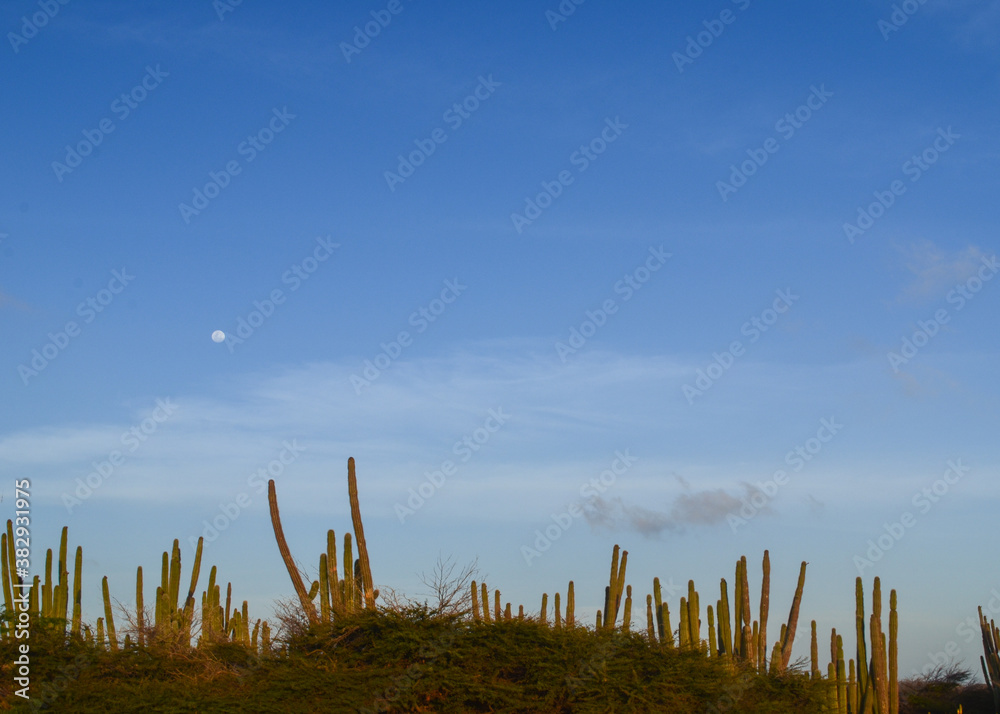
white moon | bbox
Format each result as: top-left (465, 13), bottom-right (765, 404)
top-left (211, 330), bottom-right (226, 343)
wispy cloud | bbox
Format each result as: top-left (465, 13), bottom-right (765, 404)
top-left (0, 342), bottom-right (992, 515)
top-left (583, 479), bottom-right (768, 537)
top-left (893, 240), bottom-right (987, 305)
top-left (0, 289), bottom-right (33, 312)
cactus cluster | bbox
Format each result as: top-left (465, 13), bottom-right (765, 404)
top-left (0, 523), bottom-right (269, 656)
top-left (464, 544), bottom-right (900, 713)
top-left (267, 457), bottom-right (379, 626)
top-left (1, 524), bottom-right (82, 639)
top-left (0, 456), bottom-right (919, 713)
top-left (977, 605), bottom-right (1000, 714)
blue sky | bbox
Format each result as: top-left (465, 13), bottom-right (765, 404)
top-left (1, 0), bottom-right (999, 679)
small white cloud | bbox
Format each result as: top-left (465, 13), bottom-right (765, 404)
top-left (893, 239), bottom-right (987, 304)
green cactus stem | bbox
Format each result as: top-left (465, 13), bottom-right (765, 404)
top-left (718, 579), bottom-right (732, 657)
top-left (679, 597), bottom-right (689, 648)
top-left (889, 589), bottom-right (898, 714)
top-left (810, 620), bottom-right (819, 679)
top-left (653, 577), bottom-right (664, 643)
top-left (779, 561), bottom-right (807, 672)
top-left (347, 458), bottom-right (376, 609)
top-left (71, 546), bottom-right (82, 638)
top-left (136, 566), bottom-right (145, 647)
top-left (837, 634), bottom-right (848, 714)
top-left (856, 577), bottom-right (870, 713)
top-left (102, 576), bottom-right (118, 651)
top-left (708, 605), bottom-right (717, 657)
top-left (759, 550), bottom-right (770, 672)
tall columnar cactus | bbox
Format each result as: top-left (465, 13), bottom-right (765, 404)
top-left (733, 560), bottom-right (744, 657)
top-left (566, 581), bottom-right (575, 628)
top-left (347, 458), bottom-right (376, 609)
top-left (810, 620), bottom-right (819, 679)
top-left (136, 566), bottom-right (145, 647)
top-left (101, 576), bottom-right (118, 651)
top-left (718, 578), bottom-right (731, 657)
top-left (481, 582), bottom-right (491, 622)
top-left (778, 561), bottom-right (807, 672)
top-left (687, 579), bottom-right (701, 648)
top-left (268, 479), bottom-right (319, 625)
top-left (326, 530), bottom-right (344, 617)
top-left (679, 596), bottom-right (689, 648)
top-left (602, 545), bottom-right (628, 631)
top-left (856, 577), bottom-right (871, 713)
top-left (870, 577), bottom-right (889, 714)
top-left (319, 553), bottom-right (331, 623)
top-left (71, 545), bottom-right (82, 637)
top-left (343, 534), bottom-right (355, 610)
top-left (739, 558), bottom-right (753, 664)
top-left (889, 589), bottom-right (898, 714)
top-left (977, 605), bottom-right (1000, 713)
top-left (759, 550), bottom-right (770, 672)
top-left (836, 633), bottom-right (848, 714)
top-left (707, 605), bottom-right (717, 657)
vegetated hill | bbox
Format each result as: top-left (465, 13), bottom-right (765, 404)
top-left (3, 606), bottom-right (828, 713)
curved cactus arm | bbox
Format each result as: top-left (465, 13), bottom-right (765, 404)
top-left (267, 479), bottom-right (319, 624)
top-left (779, 561), bottom-right (807, 671)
